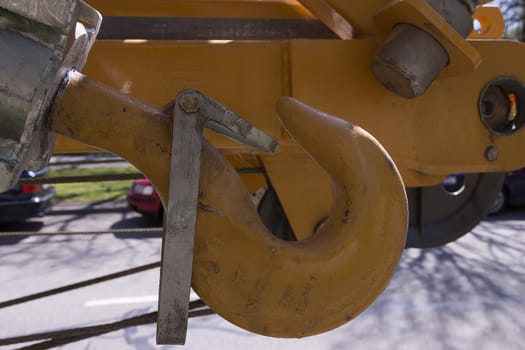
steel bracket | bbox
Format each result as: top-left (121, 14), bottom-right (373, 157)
top-left (156, 89), bottom-right (277, 344)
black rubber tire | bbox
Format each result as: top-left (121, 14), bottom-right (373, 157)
top-left (258, 173), bottom-right (506, 248)
top-left (406, 172), bottom-right (506, 248)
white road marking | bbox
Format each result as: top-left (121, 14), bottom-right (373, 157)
top-left (84, 295), bottom-right (158, 307)
top-left (84, 290), bottom-right (200, 307)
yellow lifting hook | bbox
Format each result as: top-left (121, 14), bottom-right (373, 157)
top-left (193, 97), bottom-right (408, 336)
top-left (51, 73), bottom-right (408, 337)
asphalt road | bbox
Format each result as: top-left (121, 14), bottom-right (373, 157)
top-left (0, 201), bottom-right (524, 350)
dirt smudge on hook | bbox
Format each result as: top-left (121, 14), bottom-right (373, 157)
top-left (278, 277), bottom-right (316, 314)
top-left (198, 203), bottom-right (224, 216)
top-left (201, 260), bottom-right (220, 274)
top-left (246, 278), bottom-right (269, 313)
top-left (342, 208), bottom-right (350, 224)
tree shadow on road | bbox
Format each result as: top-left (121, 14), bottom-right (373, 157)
top-left (111, 216), bottom-right (161, 239)
top-left (330, 216), bottom-right (525, 350)
top-left (0, 221), bottom-right (43, 245)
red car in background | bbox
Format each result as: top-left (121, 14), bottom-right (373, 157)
top-left (126, 179), bottom-right (163, 220)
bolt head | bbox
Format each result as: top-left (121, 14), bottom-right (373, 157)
top-left (485, 146), bottom-right (499, 162)
top-left (179, 94), bottom-right (199, 113)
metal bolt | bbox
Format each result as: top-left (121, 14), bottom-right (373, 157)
top-left (485, 146), bottom-right (499, 162)
top-left (371, 0), bottom-right (474, 98)
top-left (179, 94), bottom-right (199, 113)
top-left (371, 24), bottom-right (449, 99)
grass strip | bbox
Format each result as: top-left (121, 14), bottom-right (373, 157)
top-left (47, 166), bottom-right (138, 202)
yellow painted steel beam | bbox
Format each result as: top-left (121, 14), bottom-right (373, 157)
top-left (83, 38), bottom-right (525, 180)
top-left (49, 71), bottom-right (408, 337)
top-left (84, 41), bottom-right (286, 145)
top-left (85, 0), bottom-right (314, 19)
top-left (289, 39), bottom-right (525, 176)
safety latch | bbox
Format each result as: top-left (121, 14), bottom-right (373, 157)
top-left (156, 89), bottom-right (278, 344)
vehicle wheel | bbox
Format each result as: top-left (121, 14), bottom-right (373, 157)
top-left (406, 172), bottom-right (506, 248)
top-left (489, 189), bottom-right (507, 215)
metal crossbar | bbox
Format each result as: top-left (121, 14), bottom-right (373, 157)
top-left (98, 17), bottom-right (338, 40)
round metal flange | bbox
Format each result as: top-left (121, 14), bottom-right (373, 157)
top-left (479, 76), bottom-right (525, 135)
top-left (405, 172), bottom-right (505, 248)
top-left (0, 1), bottom-right (101, 191)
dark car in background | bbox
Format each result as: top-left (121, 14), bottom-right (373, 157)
top-left (0, 168), bottom-right (55, 223)
top-left (440, 170), bottom-right (525, 215)
top-left (490, 168), bottom-right (525, 214)
top-left (126, 179), bottom-right (163, 220)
